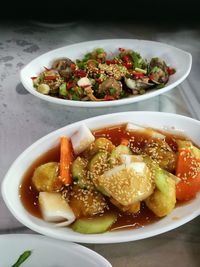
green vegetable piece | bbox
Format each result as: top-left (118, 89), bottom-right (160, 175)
top-left (72, 157), bottom-right (90, 189)
top-left (72, 95), bottom-right (80, 101)
top-left (88, 151), bottom-right (109, 176)
top-left (155, 83), bottom-right (165, 89)
top-left (12, 250), bottom-right (32, 267)
top-left (95, 48), bottom-right (105, 54)
top-left (109, 87), bottom-right (116, 95)
top-left (150, 66), bottom-right (159, 73)
top-left (177, 140), bottom-right (200, 159)
top-left (110, 145), bottom-right (132, 166)
top-left (135, 67), bottom-right (147, 74)
top-left (71, 213), bottom-right (117, 234)
top-left (59, 83), bottom-right (68, 96)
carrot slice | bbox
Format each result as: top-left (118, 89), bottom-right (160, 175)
top-left (176, 149), bottom-right (200, 201)
top-left (59, 136), bottom-right (73, 185)
top-left (120, 138), bottom-right (129, 146)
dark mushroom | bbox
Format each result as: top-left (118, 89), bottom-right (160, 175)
top-left (52, 58), bottom-right (75, 80)
top-left (149, 58), bottom-right (169, 84)
top-left (98, 77), bottom-right (122, 98)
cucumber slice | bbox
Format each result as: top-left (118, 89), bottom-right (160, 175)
top-left (110, 145), bottom-right (132, 166)
top-left (71, 157), bottom-right (90, 189)
top-left (71, 213), bottom-right (117, 234)
top-left (88, 151), bottom-right (109, 176)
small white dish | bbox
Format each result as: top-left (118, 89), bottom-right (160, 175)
top-left (20, 39), bottom-right (192, 108)
top-left (0, 234), bottom-right (112, 267)
top-left (2, 112), bottom-right (200, 244)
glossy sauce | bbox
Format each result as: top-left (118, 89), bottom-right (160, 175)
top-left (20, 124), bottom-right (183, 230)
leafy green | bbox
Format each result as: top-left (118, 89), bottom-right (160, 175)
top-left (12, 250), bottom-right (32, 267)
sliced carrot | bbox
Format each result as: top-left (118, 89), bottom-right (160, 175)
top-left (120, 138), bottom-right (129, 146)
top-left (59, 136), bottom-right (73, 185)
top-left (176, 149), bottom-right (200, 201)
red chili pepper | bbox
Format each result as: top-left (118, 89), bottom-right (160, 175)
top-left (44, 75), bottom-right (58, 80)
top-left (118, 48), bottom-right (125, 52)
top-left (131, 71), bottom-right (144, 79)
top-left (149, 74), bottom-right (155, 81)
top-left (44, 66), bottom-right (50, 71)
top-left (67, 82), bottom-right (74, 89)
top-left (70, 63), bottom-right (76, 70)
top-left (167, 67), bottom-right (176, 75)
top-left (122, 55), bottom-right (130, 63)
top-left (96, 78), bottom-right (102, 84)
top-left (81, 84), bottom-right (91, 88)
top-left (74, 70), bottom-right (87, 77)
top-left (31, 76), bottom-right (37, 80)
top-left (104, 95), bottom-right (115, 101)
top-left (123, 62), bottom-right (133, 69)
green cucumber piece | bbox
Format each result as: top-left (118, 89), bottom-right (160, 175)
top-left (88, 151), bottom-right (108, 175)
top-left (110, 145), bottom-right (132, 166)
top-left (71, 157), bottom-right (90, 189)
top-left (71, 213), bottom-right (117, 234)
top-left (177, 140), bottom-right (200, 159)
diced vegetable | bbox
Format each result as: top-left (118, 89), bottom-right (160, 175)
top-left (32, 162), bottom-right (62, 192)
top-left (36, 83), bottom-right (50, 94)
top-left (39, 192), bottom-right (75, 226)
top-left (59, 136), bottom-right (73, 185)
top-left (71, 213), bottom-right (117, 234)
top-left (176, 142), bottom-right (200, 201)
top-left (71, 125), bottom-right (95, 155)
top-left (110, 144), bottom-right (132, 166)
top-left (71, 156), bottom-right (91, 189)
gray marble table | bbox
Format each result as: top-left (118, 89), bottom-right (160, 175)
top-left (0, 20), bottom-right (200, 267)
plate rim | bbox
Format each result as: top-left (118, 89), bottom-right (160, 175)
top-left (20, 38), bottom-right (192, 108)
top-left (0, 233), bottom-right (112, 266)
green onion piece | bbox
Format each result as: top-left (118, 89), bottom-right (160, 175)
top-left (59, 83), bottom-right (68, 96)
top-left (135, 67), bottom-right (147, 74)
top-left (155, 83), bottom-right (165, 89)
top-left (76, 86), bottom-right (84, 95)
top-left (109, 87), bottom-right (116, 95)
top-left (83, 53), bottom-right (92, 62)
top-left (151, 66), bottom-right (159, 73)
top-left (95, 48), bottom-right (105, 54)
top-left (72, 95), bottom-right (80, 101)
top-left (12, 250), bottom-right (32, 267)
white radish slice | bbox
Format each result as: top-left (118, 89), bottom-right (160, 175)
top-left (126, 123), bottom-right (165, 139)
top-left (71, 124), bottom-right (95, 155)
top-left (39, 192), bottom-right (75, 227)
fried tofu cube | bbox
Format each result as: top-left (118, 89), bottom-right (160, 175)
top-left (97, 162), bottom-right (154, 206)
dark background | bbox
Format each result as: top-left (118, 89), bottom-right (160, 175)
top-left (1, 0), bottom-right (200, 25)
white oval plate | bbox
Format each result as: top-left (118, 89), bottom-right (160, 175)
top-left (0, 234), bottom-right (111, 267)
top-left (20, 39), bottom-right (192, 108)
top-left (2, 112), bottom-right (200, 244)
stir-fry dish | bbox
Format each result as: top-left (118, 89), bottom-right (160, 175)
top-left (32, 48), bottom-right (176, 101)
top-left (20, 123), bottom-right (200, 234)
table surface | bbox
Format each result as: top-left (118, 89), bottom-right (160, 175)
top-left (0, 20), bottom-right (200, 267)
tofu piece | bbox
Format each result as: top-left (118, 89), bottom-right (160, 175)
top-left (97, 163), bottom-right (154, 206)
top-left (126, 123), bottom-right (165, 139)
top-left (39, 192), bottom-right (75, 226)
top-left (120, 154), bottom-right (143, 164)
top-left (71, 124), bottom-right (95, 155)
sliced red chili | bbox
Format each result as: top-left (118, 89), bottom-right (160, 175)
top-left (104, 95), bottom-right (115, 101)
top-left (149, 74), bottom-right (155, 80)
top-left (67, 82), bottom-right (74, 89)
top-left (167, 67), bottom-right (176, 75)
top-left (31, 76), bottom-right (37, 80)
top-left (130, 71), bottom-right (144, 79)
top-left (74, 70), bottom-right (87, 77)
top-left (118, 47), bottom-right (126, 52)
top-left (44, 75), bottom-right (58, 80)
top-left (122, 55), bottom-right (130, 63)
top-left (43, 66), bottom-right (50, 71)
top-left (70, 63), bottom-right (76, 70)
top-left (123, 62), bottom-right (133, 69)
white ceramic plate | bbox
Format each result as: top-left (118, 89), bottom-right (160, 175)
top-left (2, 112), bottom-right (200, 244)
top-left (0, 234), bottom-right (111, 267)
top-left (20, 39), bottom-right (192, 107)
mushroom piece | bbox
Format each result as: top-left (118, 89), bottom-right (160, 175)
top-left (125, 77), bottom-right (154, 91)
top-left (149, 58), bottom-right (169, 84)
top-left (52, 58), bottom-right (74, 80)
top-left (98, 77), bottom-right (122, 98)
